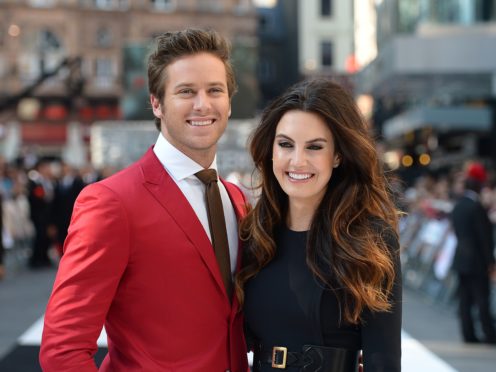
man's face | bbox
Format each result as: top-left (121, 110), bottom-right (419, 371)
top-left (151, 52), bottom-right (231, 165)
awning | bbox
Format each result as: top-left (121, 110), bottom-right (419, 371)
top-left (383, 106), bottom-right (492, 140)
top-left (21, 123), bottom-right (67, 144)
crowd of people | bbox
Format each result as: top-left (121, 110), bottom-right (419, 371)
top-left (397, 163), bottom-right (496, 345)
top-left (0, 157), bottom-right (114, 279)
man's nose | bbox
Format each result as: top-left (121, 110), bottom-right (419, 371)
top-left (193, 90), bottom-right (211, 112)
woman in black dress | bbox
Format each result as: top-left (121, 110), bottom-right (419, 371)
top-left (236, 79), bottom-right (402, 371)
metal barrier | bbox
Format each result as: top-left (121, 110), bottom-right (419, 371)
top-left (400, 200), bottom-right (496, 312)
top-left (400, 201), bottom-right (459, 308)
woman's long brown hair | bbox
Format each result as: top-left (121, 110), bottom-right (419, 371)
top-left (236, 79), bottom-right (399, 324)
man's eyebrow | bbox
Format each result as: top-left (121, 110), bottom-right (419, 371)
top-left (172, 82), bottom-right (227, 89)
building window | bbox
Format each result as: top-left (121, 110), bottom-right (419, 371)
top-left (83, 0), bottom-right (128, 9)
top-left (40, 29), bottom-right (61, 50)
top-left (321, 0), bottom-right (332, 17)
top-left (198, 0), bottom-right (223, 12)
top-left (0, 57), bottom-right (6, 79)
top-left (95, 58), bottom-right (114, 88)
top-left (39, 29), bottom-right (64, 72)
top-left (118, 0), bottom-right (129, 9)
top-left (94, 0), bottom-right (113, 9)
top-left (150, 0), bottom-right (175, 12)
top-left (28, 0), bottom-right (55, 7)
top-left (96, 27), bottom-right (113, 48)
top-left (321, 41), bottom-right (333, 67)
top-left (234, 0), bottom-right (252, 14)
top-left (258, 58), bottom-right (275, 83)
top-left (17, 28), bottom-right (65, 86)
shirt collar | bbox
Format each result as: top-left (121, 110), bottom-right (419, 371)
top-left (153, 133), bottom-right (218, 181)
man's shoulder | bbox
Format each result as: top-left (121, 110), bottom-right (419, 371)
top-left (99, 162), bottom-right (140, 188)
top-left (454, 194), bottom-right (478, 209)
top-left (101, 148), bottom-right (158, 186)
top-left (82, 148), bottom-right (157, 198)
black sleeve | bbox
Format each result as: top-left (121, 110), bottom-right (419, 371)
top-left (474, 203), bottom-right (495, 267)
top-left (361, 228), bottom-right (402, 372)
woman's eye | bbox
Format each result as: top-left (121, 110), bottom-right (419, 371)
top-left (278, 141), bottom-right (293, 148)
top-left (308, 144), bottom-right (323, 150)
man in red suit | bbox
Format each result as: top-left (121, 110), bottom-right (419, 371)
top-left (40, 29), bottom-right (249, 371)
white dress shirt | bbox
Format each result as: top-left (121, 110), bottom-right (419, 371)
top-left (153, 133), bottom-right (238, 275)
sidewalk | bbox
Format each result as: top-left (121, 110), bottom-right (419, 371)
top-left (402, 287), bottom-right (496, 372)
top-left (0, 264), bottom-right (55, 359)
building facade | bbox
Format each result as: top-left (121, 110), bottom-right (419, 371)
top-left (255, 0), bottom-right (299, 109)
top-left (0, 0), bottom-right (258, 164)
top-left (298, 0), bottom-right (354, 77)
top-left (357, 0), bottom-right (496, 181)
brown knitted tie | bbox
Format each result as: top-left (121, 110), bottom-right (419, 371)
top-left (195, 169), bottom-right (232, 300)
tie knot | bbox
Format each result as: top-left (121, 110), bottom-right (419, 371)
top-left (195, 169), bottom-right (218, 185)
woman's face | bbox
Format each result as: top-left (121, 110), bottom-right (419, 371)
top-left (272, 110), bottom-right (340, 208)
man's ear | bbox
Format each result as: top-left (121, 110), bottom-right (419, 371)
top-left (150, 95), bottom-right (162, 118)
top-left (228, 104), bottom-right (232, 118)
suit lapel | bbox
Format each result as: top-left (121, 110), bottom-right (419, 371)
top-left (139, 148), bottom-right (227, 298)
top-left (222, 179), bottom-right (248, 271)
top-left (221, 179), bottom-right (249, 313)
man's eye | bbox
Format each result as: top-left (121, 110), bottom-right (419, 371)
top-left (179, 89), bottom-right (193, 95)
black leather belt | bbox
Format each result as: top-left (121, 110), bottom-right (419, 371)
top-left (253, 343), bottom-right (360, 371)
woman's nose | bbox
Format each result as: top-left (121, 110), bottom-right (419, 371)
top-left (290, 148), bottom-right (307, 166)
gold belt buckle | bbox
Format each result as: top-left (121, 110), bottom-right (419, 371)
top-left (271, 346), bottom-right (288, 369)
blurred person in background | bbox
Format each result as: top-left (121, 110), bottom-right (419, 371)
top-left (2, 177), bottom-right (35, 267)
top-left (40, 29), bottom-right (249, 371)
top-left (0, 158), bottom-right (12, 278)
top-left (237, 79), bottom-right (402, 371)
top-left (49, 162), bottom-right (85, 256)
top-left (450, 162), bottom-right (496, 345)
top-left (27, 158), bottom-right (54, 269)
top-left (0, 193), bottom-right (4, 280)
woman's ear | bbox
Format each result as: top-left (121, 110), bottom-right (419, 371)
top-left (333, 154), bottom-right (341, 168)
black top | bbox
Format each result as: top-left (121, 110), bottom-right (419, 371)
top-left (244, 225), bottom-right (402, 372)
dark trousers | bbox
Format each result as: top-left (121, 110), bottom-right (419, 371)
top-left (29, 224), bottom-right (51, 268)
top-left (457, 273), bottom-right (496, 343)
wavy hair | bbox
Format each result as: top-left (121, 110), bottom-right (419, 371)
top-left (236, 79), bottom-right (399, 324)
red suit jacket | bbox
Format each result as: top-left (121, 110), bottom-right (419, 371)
top-left (40, 148), bottom-right (249, 371)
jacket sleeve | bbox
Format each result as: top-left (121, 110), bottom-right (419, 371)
top-left (361, 227), bottom-right (402, 372)
top-left (39, 183), bottom-right (130, 371)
